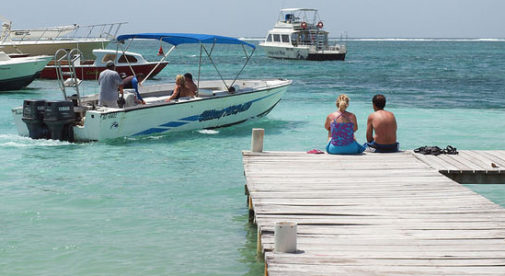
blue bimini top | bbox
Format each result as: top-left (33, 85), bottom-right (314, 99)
top-left (116, 33), bottom-right (255, 49)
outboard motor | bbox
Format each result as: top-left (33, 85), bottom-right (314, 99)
top-left (43, 101), bottom-right (76, 141)
top-left (22, 100), bottom-right (48, 139)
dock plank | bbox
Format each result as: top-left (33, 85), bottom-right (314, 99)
top-left (243, 150), bottom-right (505, 275)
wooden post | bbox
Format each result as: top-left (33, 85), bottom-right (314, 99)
top-left (274, 222), bottom-right (297, 253)
top-left (251, 128), bottom-right (264, 153)
top-left (248, 195), bottom-right (255, 222)
top-left (257, 226), bottom-right (263, 255)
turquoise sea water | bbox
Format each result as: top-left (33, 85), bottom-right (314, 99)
top-left (1, 40), bottom-right (505, 275)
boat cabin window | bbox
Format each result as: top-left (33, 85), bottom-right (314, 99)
top-left (267, 34), bottom-right (272, 42)
top-left (102, 54), bottom-right (116, 63)
top-left (284, 14), bottom-right (293, 23)
top-left (281, 34), bottom-right (290, 43)
top-left (273, 34), bottom-right (280, 42)
top-left (118, 54), bottom-right (138, 63)
top-left (291, 33), bottom-right (300, 45)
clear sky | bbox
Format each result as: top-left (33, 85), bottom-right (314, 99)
top-left (2, 0), bottom-right (504, 38)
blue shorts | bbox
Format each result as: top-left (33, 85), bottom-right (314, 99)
top-left (365, 141), bottom-right (399, 153)
top-left (326, 140), bottom-right (366, 155)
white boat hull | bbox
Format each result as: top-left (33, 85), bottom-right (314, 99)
top-left (0, 39), bottom-right (110, 59)
top-left (260, 44), bottom-right (346, 61)
top-left (12, 79), bottom-right (291, 141)
top-left (260, 44), bottom-right (310, 59)
top-left (0, 55), bottom-right (52, 90)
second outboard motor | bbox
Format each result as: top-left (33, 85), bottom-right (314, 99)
top-left (43, 101), bottom-right (76, 141)
top-left (21, 100), bottom-right (48, 139)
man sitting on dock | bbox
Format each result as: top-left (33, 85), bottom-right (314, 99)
top-left (365, 94), bottom-right (399, 153)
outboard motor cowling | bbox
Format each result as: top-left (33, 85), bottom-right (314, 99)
top-left (43, 101), bottom-right (76, 141)
top-left (22, 100), bottom-right (48, 139)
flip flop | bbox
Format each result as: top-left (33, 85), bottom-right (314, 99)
top-left (307, 149), bottom-right (324, 154)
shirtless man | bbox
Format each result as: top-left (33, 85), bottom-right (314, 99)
top-left (184, 73), bottom-right (198, 97)
top-left (365, 94), bottom-right (399, 152)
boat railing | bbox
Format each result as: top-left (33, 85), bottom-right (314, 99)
top-left (4, 22), bottom-right (126, 42)
top-left (54, 48), bottom-right (83, 105)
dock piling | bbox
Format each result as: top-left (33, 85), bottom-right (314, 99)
top-left (251, 128), bottom-right (264, 153)
top-left (274, 222), bottom-right (297, 253)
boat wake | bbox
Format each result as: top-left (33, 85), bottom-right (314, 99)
top-left (198, 129), bottom-right (219, 135)
top-left (0, 134), bottom-right (73, 148)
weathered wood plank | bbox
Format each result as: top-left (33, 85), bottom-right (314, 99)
top-left (242, 150), bottom-right (505, 275)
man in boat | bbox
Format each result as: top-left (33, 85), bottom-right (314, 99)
top-left (165, 74), bottom-right (195, 102)
top-left (122, 73), bottom-right (146, 104)
top-left (184, 73), bottom-right (198, 96)
top-left (98, 61), bottom-right (124, 107)
top-left (365, 94), bottom-right (399, 153)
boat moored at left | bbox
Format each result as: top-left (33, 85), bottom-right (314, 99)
top-left (0, 51), bottom-right (52, 91)
top-left (1, 15), bottom-right (125, 59)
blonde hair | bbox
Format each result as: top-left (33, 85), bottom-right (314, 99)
top-left (336, 94), bottom-right (349, 112)
top-left (175, 74), bottom-right (185, 86)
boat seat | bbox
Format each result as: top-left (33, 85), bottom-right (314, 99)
top-left (197, 89), bottom-right (214, 97)
top-left (143, 96), bottom-right (197, 104)
top-left (144, 96), bottom-right (171, 104)
top-left (123, 92), bottom-right (138, 108)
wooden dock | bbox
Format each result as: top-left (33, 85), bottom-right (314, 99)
top-left (242, 149), bottom-right (505, 275)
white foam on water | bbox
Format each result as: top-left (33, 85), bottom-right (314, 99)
top-left (0, 134), bottom-right (72, 148)
top-left (198, 129), bottom-right (219, 135)
top-left (343, 38), bottom-right (505, 42)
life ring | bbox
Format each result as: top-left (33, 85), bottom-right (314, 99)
top-left (300, 22), bottom-right (307, 29)
top-left (317, 21), bottom-right (324, 28)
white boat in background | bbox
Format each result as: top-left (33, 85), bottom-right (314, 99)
top-left (0, 51), bottom-right (51, 91)
top-left (0, 15), bottom-right (125, 59)
top-left (259, 8), bottom-right (347, 61)
top-left (12, 33), bottom-right (291, 142)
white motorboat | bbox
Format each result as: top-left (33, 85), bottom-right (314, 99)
top-left (259, 8), bottom-right (347, 61)
top-left (12, 33), bottom-right (292, 142)
top-left (0, 15), bottom-right (125, 59)
top-left (0, 51), bottom-right (52, 91)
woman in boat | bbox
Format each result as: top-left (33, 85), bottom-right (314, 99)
top-left (165, 74), bottom-right (195, 102)
top-left (324, 94), bottom-right (366, 154)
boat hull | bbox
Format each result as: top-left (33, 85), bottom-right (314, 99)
top-left (260, 44), bottom-right (346, 61)
top-left (260, 45), bottom-right (310, 59)
top-left (39, 62), bottom-right (168, 80)
top-left (0, 39), bottom-right (109, 59)
top-left (307, 53), bottom-right (346, 61)
top-left (0, 56), bottom-right (52, 91)
top-left (0, 73), bottom-right (40, 91)
top-left (12, 80), bottom-right (291, 141)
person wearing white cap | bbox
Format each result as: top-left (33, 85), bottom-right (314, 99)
top-left (98, 60), bottom-right (124, 107)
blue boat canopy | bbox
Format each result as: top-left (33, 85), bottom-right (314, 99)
top-left (116, 33), bottom-right (255, 49)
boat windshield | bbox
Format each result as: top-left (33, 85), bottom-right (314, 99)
top-left (278, 8), bottom-right (320, 25)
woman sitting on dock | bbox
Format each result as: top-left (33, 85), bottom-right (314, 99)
top-left (325, 94), bottom-right (366, 154)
